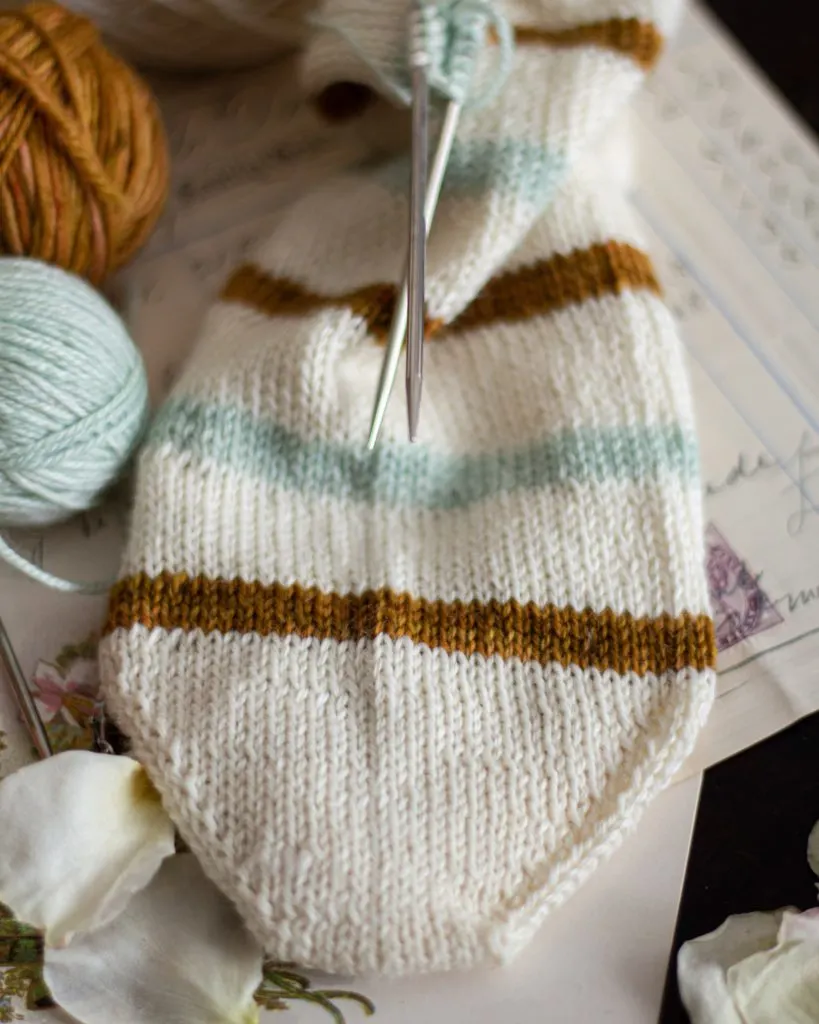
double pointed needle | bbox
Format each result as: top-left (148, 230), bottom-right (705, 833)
top-left (0, 615), bottom-right (52, 759)
top-left (366, 101), bottom-right (461, 449)
top-left (367, 13), bottom-right (462, 449)
top-left (406, 45), bottom-right (428, 443)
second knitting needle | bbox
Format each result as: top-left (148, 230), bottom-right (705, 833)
top-left (406, 15), bottom-right (428, 444)
top-left (366, 100), bottom-right (461, 450)
top-left (0, 614), bottom-right (52, 759)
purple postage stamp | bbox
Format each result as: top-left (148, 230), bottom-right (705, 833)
top-left (705, 522), bottom-right (783, 652)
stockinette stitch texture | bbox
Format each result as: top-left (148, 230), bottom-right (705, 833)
top-left (99, 0), bottom-right (716, 976)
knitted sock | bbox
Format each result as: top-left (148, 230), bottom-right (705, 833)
top-left (100, 0), bottom-right (716, 976)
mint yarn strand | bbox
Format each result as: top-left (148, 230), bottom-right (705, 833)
top-left (0, 258), bottom-right (149, 595)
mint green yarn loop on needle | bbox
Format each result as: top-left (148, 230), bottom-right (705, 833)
top-left (311, 0), bottom-right (514, 109)
top-left (0, 258), bottom-right (149, 595)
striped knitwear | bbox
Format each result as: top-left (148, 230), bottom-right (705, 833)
top-left (99, 0), bottom-right (716, 976)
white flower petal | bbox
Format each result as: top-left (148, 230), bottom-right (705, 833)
top-left (678, 911), bottom-right (785, 1024)
top-left (0, 751), bottom-right (175, 946)
top-left (64, 658), bottom-right (98, 690)
top-left (728, 928), bottom-right (819, 1023)
top-left (32, 663), bottom-right (67, 689)
top-left (779, 908), bottom-right (819, 944)
top-left (807, 820), bottom-right (819, 878)
top-left (45, 854), bottom-right (263, 1024)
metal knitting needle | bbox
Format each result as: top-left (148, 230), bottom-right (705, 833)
top-left (406, 1), bottom-right (428, 444)
top-left (0, 614), bottom-right (52, 759)
top-left (366, 99), bottom-right (463, 449)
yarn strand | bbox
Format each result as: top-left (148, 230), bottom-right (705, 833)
top-left (0, 530), bottom-right (110, 594)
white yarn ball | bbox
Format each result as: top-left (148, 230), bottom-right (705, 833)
top-left (0, 0), bottom-right (312, 71)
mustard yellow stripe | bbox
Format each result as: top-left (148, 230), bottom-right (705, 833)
top-left (221, 241), bottom-right (661, 342)
top-left (106, 573), bottom-right (716, 676)
top-left (514, 18), bottom-right (664, 70)
top-left (449, 242), bottom-right (661, 333)
top-left (221, 267), bottom-right (396, 338)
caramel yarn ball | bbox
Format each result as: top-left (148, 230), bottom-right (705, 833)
top-left (0, 2), bottom-right (169, 285)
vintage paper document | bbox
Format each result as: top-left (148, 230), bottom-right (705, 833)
top-left (631, 5), bottom-right (819, 774)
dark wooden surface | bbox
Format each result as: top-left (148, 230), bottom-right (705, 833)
top-left (659, 716), bottom-right (819, 1022)
top-left (703, 0), bottom-right (819, 133)
top-left (659, 3), bottom-right (818, 1020)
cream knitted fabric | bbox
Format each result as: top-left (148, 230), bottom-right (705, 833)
top-left (100, 0), bottom-right (716, 976)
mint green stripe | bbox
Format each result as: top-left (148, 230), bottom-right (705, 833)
top-left (375, 140), bottom-right (566, 206)
top-left (148, 398), bottom-right (698, 509)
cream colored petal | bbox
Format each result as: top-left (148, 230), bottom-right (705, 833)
top-left (807, 820), bottom-right (819, 878)
top-left (45, 854), bottom-right (262, 1024)
top-left (0, 750), bottom-right (175, 946)
top-left (678, 911), bottom-right (785, 1024)
top-left (779, 908), bottom-right (819, 944)
top-left (728, 926), bottom-right (819, 1023)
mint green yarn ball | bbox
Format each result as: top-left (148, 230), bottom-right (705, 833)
top-left (0, 258), bottom-right (149, 529)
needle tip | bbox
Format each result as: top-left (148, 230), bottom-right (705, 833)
top-left (407, 374), bottom-right (422, 443)
top-left (367, 409), bottom-right (385, 451)
top-left (367, 404), bottom-right (388, 449)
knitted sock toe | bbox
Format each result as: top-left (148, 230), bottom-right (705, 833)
top-left (100, 0), bottom-right (715, 976)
